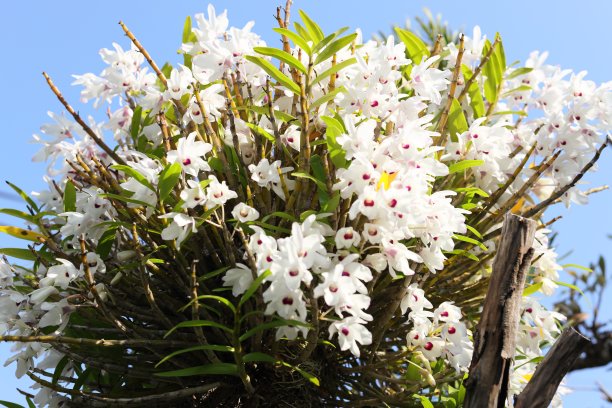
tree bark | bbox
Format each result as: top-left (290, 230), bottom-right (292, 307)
top-left (464, 213), bottom-right (536, 408)
top-left (514, 327), bottom-right (590, 408)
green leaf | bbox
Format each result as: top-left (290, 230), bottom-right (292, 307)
top-left (243, 352), bottom-right (276, 363)
top-left (242, 105), bottom-right (297, 124)
top-left (111, 164), bottom-right (155, 191)
top-left (310, 154), bottom-right (329, 203)
top-left (180, 295), bottom-right (236, 314)
top-left (293, 22), bottom-right (311, 43)
top-left (0, 400), bottom-right (25, 408)
top-left (447, 98), bottom-right (468, 141)
top-left (523, 282), bottom-right (543, 296)
top-left (96, 226), bottom-right (117, 259)
top-left (514, 355), bottom-right (544, 369)
top-left (298, 10), bottom-right (324, 43)
top-left (0, 226), bottom-right (45, 242)
top-left (156, 344), bottom-right (234, 367)
top-left (254, 46), bottom-right (306, 74)
top-left (311, 86), bottom-right (345, 109)
top-left (453, 234), bottom-right (487, 251)
top-left (0, 248), bottom-right (36, 261)
top-left (5, 181), bottom-right (39, 212)
top-left (52, 355), bottom-right (70, 385)
top-left (554, 280), bottom-right (584, 295)
top-left (239, 318), bottom-right (311, 342)
top-left (314, 33), bottom-right (357, 65)
top-left (446, 249), bottom-right (480, 262)
top-left (261, 211), bottom-right (297, 223)
top-left (245, 56), bottom-right (301, 94)
top-left (248, 221), bottom-right (291, 234)
top-left (165, 320), bottom-right (233, 338)
top-left (562, 263), bottom-right (593, 273)
top-left (244, 122), bottom-right (276, 143)
top-left (24, 398), bottom-right (34, 408)
top-left (130, 106), bottom-right (143, 140)
top-left (415, 395), bottom-right (434, 408)
top-left (491, 110), bottom-right (528, 117)
top-left (482, 34), bottom-right (506, 103)
top-left (454, 187), bottom-right (489, 198)
top-left (312, 57), bottom-right (357, 86)
top-left (502, 85), bottom-right (532, 97)
top-left (461, 65), bottom-right (486, 118)
top-left (156, 362), bottom-right (238, 377)
top-left (73, 367), bottom-right (92, 390)
top-left (63, 180), bottom-right (77, 213)
top-left (321, 115), bottom-right (344, 135)
top-left (322, 191), bottom-right (341, 213)
top-left (395, 27), bottom-right (430, 64)
top-left (199, 267), bottom-right (232, 283)
top-left (461, 203), bottom-right (479, 211)
top-left (448, 160), bottom-right (484, 174)
top-left (312, 27), bottom-right (349, 55)
top-left (100, 193), bottom-right (154, 208)
top-left (239, 270), bottom-right (271, 308)
top-left (272, 28), bottom-right (312, 55)
top-left (0, 209), bottom-right (36, 224)
top-left (292, 172), bottom-right (328, 191)
top-left (466, 225), bottom-right (483, 239)
top-left (182, 16), bottom-right (197, 44)
top-left (158, 162), bottom-right (182, 203)
top-left (321, 116), bottom-right (347, 169)
top-left (506, 67), bottom-right (533, 80)
top-left (279, 361), bottom-right (320, 386)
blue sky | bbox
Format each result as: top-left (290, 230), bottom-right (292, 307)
top-left (0, 1), bottom-right (610, 405)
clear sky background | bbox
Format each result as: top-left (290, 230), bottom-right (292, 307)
top-left (0, 1), bottom-right (610, 406)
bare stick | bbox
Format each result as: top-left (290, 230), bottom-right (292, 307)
top-left (522, 138), bottom-right (609, 218)
top-left (457, 35), bottom-right (500, 104)
top-left (436, 34), bottom-right (465, 140)
top-left (514, 327), bottom-right (590, 408)
top-left (464, 213), bottom-right (536, 408)
top-left (43, 72), bottom-right (126, 166)
top-left (119, 21), bottom-right (167, 88)
top-left (0, 335), bottom-right (190, 348)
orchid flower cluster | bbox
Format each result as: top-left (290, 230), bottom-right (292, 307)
top-left (0, 4), bottom-right (609, 407)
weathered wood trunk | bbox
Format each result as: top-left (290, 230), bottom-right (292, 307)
top-left (514, 327), bottom-right (590, 408)
top-left (464, 214), bottom-right (536, 408)
top-left (463, 213), bottom-right (591, 407)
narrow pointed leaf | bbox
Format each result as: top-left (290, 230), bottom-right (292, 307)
top-left (395, 27), bottom-right (430, 64)
top-left (447, 98), bottom-right (468, 141)
top-left (243, 352), bottom-right (276, 363)
top-left (5, 181), bottom-right (39, 212)
top-left (448, 160), bottom-right (484, 174)
top-left (63, 180), bottom-right (77, 213)
top-left (165, 320), bottom-right (233, 338)
top-left (239, 318), bottom-right (311, 342)
top-left (111, 165), bottom-right (155, 191)
top-left (245, 56), bottom-right (301, 94)
top-left (312, 57), bottom-right (357, 86)
top-left (314, 33), bottom-right (357, 65)
top-left (272, 28), bottom-right (312, 55)
top-left (0, 226), bottom-right (45, 242)
top-left (254, 47), bottom-right (306, 73)
top-left (239, 269), bottom-right (271, 308)
top-left (156, 344), bottom-right (234, 367)
top-left (155, 362), bottom-right (238, 377)
top-left (298, 10), bottom-right (324, 43)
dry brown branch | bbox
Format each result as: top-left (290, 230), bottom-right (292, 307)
top-left (515, 327), bottom-right (590, 408)
top-left (464, 213), bottom-right (536, 408)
